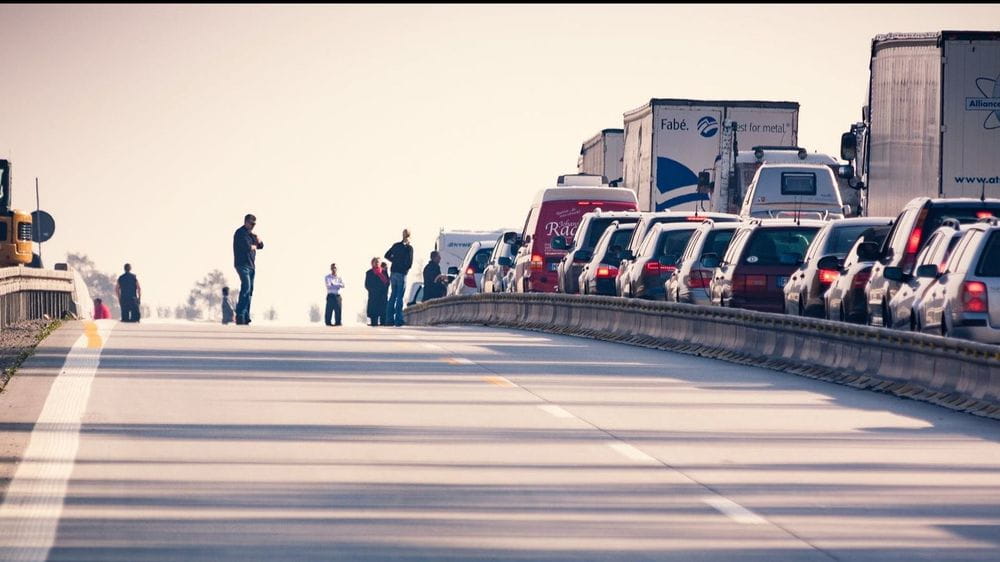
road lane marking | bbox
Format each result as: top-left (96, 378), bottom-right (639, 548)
top-left (445, 357), bottom-right (474, 365)
top-left (399, 335), bottom-right (416, 340)
top-left (538, 404), bottom-right (574, 418)
top-left (0, 320), bottom-right (113, 560)
top-left (703, 497), bottom-right (767, 525)
top-left (608, 442), bottom-right (658, 464)
top-left (483, 376), bottom-right (516, 387)
top-left (421, 343), bottom-right (439, 350)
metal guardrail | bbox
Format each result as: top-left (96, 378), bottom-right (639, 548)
top-left (0, 266), bottom-right (84, 330)
top-left (406, 293), bottom-right (1000, 420)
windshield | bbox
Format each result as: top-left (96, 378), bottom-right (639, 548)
top-left (742, 228), bottom-right (818, 266)
top-left (601, 228), bottom-right (635, 264)
top-left (583, 217), bottom-right (639, 249)
top-left (702, 229), bottom-right (735, 258)
top-left (466, 248), bottom-right (493, 274)
top-left (655, 230), bottom-right (696, 259)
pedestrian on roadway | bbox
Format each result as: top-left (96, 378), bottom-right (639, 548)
top-left (422, 250), bottom-right (449, 302)
top-left (383, 229), bottom-right (413, 327)
top-left (221, 286), bottom-right (235, 325)
top-left (365, 257), bottom-right (390, 326)
top-left (233, 213), bottom-right (264, 325)
top-left (325, 263), bottom-right (345, 326)
top-left (115, 263), bottom-right (142, 323)
top-left (93, 298), bottom-right (111, 320)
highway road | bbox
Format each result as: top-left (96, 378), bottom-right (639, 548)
top-left (1, 321), bottom-right (999, 561)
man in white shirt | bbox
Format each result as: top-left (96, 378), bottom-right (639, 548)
top-left (324, 263), bottom-right (345, 326)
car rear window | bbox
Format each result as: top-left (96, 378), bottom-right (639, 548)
top-left (601, 228), bottom-right (635, 264)
top-left (826, 225), bottom-right (878, 256)
top-left (656, 230), bottom-right (696, 260)
top-left (781, 172), bottom-right (817, 196)
top-left (742, 227), bottom-right (818, 266)
top-left (467, 248), bottom-right (493, 274)
top-left (584, 217), bottom-right (639, 249)
top-left (703, 229), bottom-right (735, 258)
top-left (976, 231), bottom-right (1000, 277)
top-left (921, 205), bottom-right (1000, 247)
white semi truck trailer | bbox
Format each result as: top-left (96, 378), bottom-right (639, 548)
top-left (621, 98), bottom-right (799, 212)
top-left (840, 31), bottom-right (1000, 217)
top-left (578, 129), bottom-right (625, 186)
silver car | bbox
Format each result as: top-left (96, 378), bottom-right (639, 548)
top-left (665, 220), bottom-right (740, 305)
top-left (914, 218), bottom-right (1000, 343)
top-left (883, 220), bottom-right (968, 330)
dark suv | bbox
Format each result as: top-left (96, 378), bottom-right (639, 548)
top-left (555, 210), bottom-right (641, 294)
top-left (865, 197), bottom-right (1000, 327)
top-left (706, 219), bottom-right (823, 313)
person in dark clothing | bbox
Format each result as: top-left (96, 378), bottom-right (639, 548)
top-left (422, 251), bottom-right (449, 301)
top-left (221, 286), bottom-right (235, 325)
top-left (383, 229), bottom-right (413, 327)
top-left (233, 213), bottom-right (264, 325)
top-left (365, 257), bottom-right (390, 326)
top-left (116, 263), bottom-right (142, 322)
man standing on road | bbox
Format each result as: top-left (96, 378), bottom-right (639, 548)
top-left (233, 213), bottom-right (264, 325)
top-left (422, 250), bottom-right (449, 302)
top-left (115, 263), bottom-right (142, 323)
top-left (324, 263), bottom-right (345, 327)
top-left (383, 229), bottom-right (413, 327)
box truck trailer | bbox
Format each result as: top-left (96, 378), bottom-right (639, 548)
top-left (578, 129), bottom-right (625, 185)
top-left (840, 31), bottom-right (1000, 217)
top-left (622, 98), bottom-right (799, 212)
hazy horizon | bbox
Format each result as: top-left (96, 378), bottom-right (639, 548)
top-left (3, 4), bottom-right (998, 324)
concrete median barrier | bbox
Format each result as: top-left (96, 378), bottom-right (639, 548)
top-left (406, 293), bottom-right (1000, 420)
top-left (0, 266), bottom-right (82, 330)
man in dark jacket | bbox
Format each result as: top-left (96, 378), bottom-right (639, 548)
top-left (422, 251), bottom-right (449, 301)
top-left (383, 229), bottom-right (413, 327)
top-left (233, 213), bottom-right (264, 325)
top-left (116, 263), bottom-right (142, 322)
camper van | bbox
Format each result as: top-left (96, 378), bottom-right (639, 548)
top-left (739, 163), bottom-right (849, 220)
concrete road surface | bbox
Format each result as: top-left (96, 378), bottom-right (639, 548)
top-left (1, 320), bottom-right (998, 561)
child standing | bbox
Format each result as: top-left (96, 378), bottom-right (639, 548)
top-left (221, 286), bottom-right (235, 325)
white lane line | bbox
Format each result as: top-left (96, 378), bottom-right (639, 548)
top-left (398, 335), bottom-right (416, 340)
top-left (608, 442), bottom-right (658, 464)
top-left (421, 343), bottom-right (439, 351)
top-left (0, 321), bottom-right (114, 560)
top-left (538, 404), bottom-right (574, 419)
top-left (449, 357), bottom-right (474, 365)
top-left (703, 496), bottom-right (767, 525)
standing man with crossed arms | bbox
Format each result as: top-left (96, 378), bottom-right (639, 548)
top-left (383, 229), bottom-right (413, 327)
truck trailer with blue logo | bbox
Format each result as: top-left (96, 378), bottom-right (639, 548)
top-left (840, 31), bottom-right (1000, 217)
top-left (621, 98), bottom-right (799, 212)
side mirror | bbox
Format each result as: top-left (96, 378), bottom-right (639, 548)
top-left (916, 264), bottom-right (940, 279)
top-left (447, 266), bottom-right (459, 276)
top-left (498, 257), bottom-right (513, 268)
top-left (551, 236), bottom-right (567, 250)
top-left (837, 165), bottom-right (854, 179)
top-left (700, 253), bottom-right (720, 269)
top-left (856, 241), bottom-right (880, 261)
top-left (883, 266), bottom-right (905, 282)
top-left (840, 132), bottom-right (857, 161)
top-left (816, 255), bottom-right (841, 271)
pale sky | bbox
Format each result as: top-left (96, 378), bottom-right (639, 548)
top-left (2, 4), bottom-right (998, 324)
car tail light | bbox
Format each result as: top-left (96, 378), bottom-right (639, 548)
top-left (596, 265), bottom-right (618, 279)
top-left (686, 216), bottom-right (707, 222)
top-left (903, 208), bottom-right (928, 270)
top-left (977, 211), bottom-right (994, 219)
top-left (818, 269), bottom-right (839, 286)
top-left (644, 261), bottom-right (674, 276)
top-left (530, 254), bottom-right (544, 271)
top-left (962, 281), bottom-right (988, 313)
top-left (577, 201), bottom-right (591, 206)
top-left (687, 270), bottom-right (711, 289)
top-left (464, 267), bottom-right (477, 288)
top-left (852, 269), bottom-right (871, 290)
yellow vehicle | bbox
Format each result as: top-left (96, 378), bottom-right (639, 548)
top-left (0, 160), bottom-right (36, 267)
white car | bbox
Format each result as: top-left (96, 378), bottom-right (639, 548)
top-left (446, 240), bottom-right (497, 296)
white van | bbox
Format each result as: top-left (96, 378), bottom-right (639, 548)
top-left (739, 163), bottom-right (849, 221)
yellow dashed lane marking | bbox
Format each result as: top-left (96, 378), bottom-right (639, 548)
top-left (84, 321), bottom-right (102, 348)
top-left (483, 376), bottom-right (516, 387)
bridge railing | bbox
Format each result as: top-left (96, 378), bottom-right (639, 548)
top-left (405, 293), bottom-right (1000, 420)
top-left (0, 265), bottom-right (89, 330)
